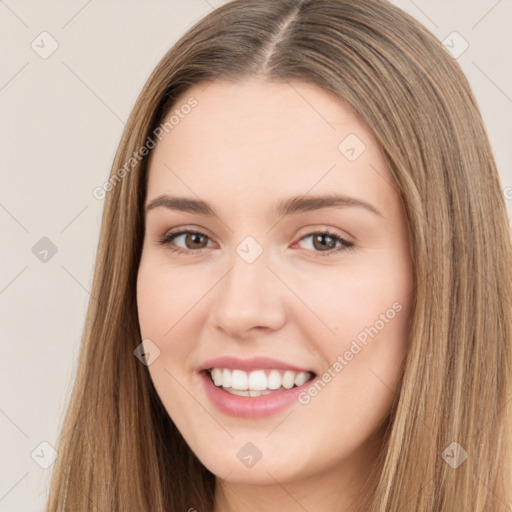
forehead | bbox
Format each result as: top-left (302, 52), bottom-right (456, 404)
top-left (146, 78), bottom-right (397, 215)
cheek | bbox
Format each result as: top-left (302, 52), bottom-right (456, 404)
top-left (136, 260), bottom-right (204, 419)
top-left (134, 245), bottom-right (414, 482)
top-left (136, 256), bottom-right (224, 409)
top-left (136, 259), bottom-right (207, 340)
top-left (292, 252), bottom-right (412, 412)
top-left (289, 252), bottom-right (412, 345)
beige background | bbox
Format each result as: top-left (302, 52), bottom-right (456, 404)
top-left (1, 1), bottom-right (511, 510)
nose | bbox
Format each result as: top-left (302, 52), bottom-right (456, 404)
top-left (209, 251), bottom-right (286, 339)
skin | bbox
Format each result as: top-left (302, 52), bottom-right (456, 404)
top-left (136, 78), bottom-right (414, 512)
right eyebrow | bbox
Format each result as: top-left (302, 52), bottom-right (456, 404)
top-left (145, 195), bottom-right (215, 215)
top-left (144, 193), bottom-right (383, 218)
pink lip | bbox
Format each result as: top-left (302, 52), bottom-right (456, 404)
top-left (197, 356), bottom-right (313, 373)
top-left (199, 371), bottom-right (315, 419)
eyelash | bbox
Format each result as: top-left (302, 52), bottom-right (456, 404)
top-left (157, 228), bottom-right (355, 257)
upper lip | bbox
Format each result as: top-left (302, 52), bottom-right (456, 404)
top-left (198, 356), bottom-right (316, 374)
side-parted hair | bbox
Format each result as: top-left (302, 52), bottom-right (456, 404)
top-left (46, 0), bottom-right (512, 510)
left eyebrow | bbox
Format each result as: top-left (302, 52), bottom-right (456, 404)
top-left (144, 193), bottom-right (383, 218)
top-left (273, 193), bottom-right (383, 218)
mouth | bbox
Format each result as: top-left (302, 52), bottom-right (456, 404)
top-left (197, 356), bottom-right (318, 417)
top-left (203, 367), bottom-right (317, 397)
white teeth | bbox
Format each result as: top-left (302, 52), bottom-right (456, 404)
top-left (226, 388), bottom-right (251, 396)
top-left (282, 370), bottom-right (295, 389)
top-left (231, 369), bottom-right (248, 390)
top-left (211, 368), bottom-right (223, 386)
top-left (208, 368), bottom-right (313, 392)
top-left (267, 369), bottom-right (282, 389)
top-left (294, 371), bottom-right (310, 386)
top-left (222, 368), bottom-right (232, 388)
top-left (248, 370), bottom-right (267, 391)
top-left (225, 388), bottom-right (274, 397)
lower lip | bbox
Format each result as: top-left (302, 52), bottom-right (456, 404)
top-left (199, 371), bottom-right (314, 419)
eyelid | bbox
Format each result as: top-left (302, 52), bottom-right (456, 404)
top-left (293, 229), bottom-right (355, 257)
top-left (295, 225), bottom-right (355, 244)
top-left (157, 225), bottom-right (355, 257)
top-left (157, 226), bottom-right (215, 250)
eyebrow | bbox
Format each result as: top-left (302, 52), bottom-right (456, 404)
top-left (145, 193), bottom-right (383, 218)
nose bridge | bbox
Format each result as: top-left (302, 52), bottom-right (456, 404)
top-left (210, 238), bottom-right (285, 336)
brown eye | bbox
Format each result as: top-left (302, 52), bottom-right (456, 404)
top-left (158, 229), bottom-right (354, 257)
top-left (312, 233), bottom-right (338, 251)
top-left (158, 230), bottom-right (213, 254)
top-left (297, 230), bottom-right (355, 257)
top-left (181, 232), bottom-right (209, 249)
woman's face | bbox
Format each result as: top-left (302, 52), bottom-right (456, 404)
top-left (137, 78), bottom-right (413, 487)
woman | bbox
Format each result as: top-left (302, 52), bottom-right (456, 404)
top-left (46, 0), bottom-right (512, 510)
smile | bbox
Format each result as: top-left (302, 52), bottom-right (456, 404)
top-left (208, 368), bottom-right (314, 396)
top-left (198, 358), bottom-right (317, 418)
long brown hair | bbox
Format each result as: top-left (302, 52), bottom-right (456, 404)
top-left (46, 0), bottom-right (512, 510)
